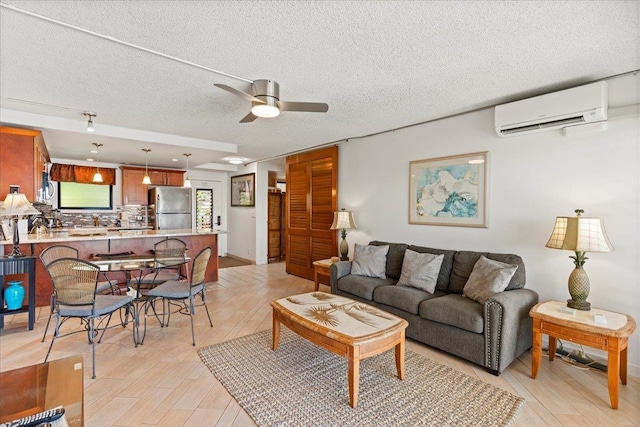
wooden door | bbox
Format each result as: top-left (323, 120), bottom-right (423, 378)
top-left (268, 191), bottom-right (283, 261)
top-left (285, 146), bottom-right (338, 280)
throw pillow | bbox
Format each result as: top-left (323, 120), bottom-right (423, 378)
top-left (463, 256), bottom-right (518, 304)
top-left (397, 250), bottom-right (444, 294)
top-left (350, 244), bottom-right (389, 279)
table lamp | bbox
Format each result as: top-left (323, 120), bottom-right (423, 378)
top-left (330, 208), bottom-right (357, 261)
top-left (0, 192), bottom-right (41, 258)
top-left (545, 209), bottom-right (613, 311)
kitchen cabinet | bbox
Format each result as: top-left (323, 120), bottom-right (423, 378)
top-left (0, 126), bottom-right (50, 202)
top-left (120, 166), bottom-right (184, 205)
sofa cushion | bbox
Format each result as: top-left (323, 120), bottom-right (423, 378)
top-left (337, 275), bottom-right (396, 301)
top-left (397, 250), bottom-right (444, 293)
top-left (449, 251), bottom-right (526, 294)
top-left (350, 244), bottom-right (389, 279)
top-left (373, 285), bottom-right (445, 315)
top-left (463, 256), bottom-right (518, 304)
top-left (407, 245), bottom-right (456, 292)
top-left (370, 241), bottom-right (408, 279)
top-left (419, 294), bottom-right (484, 334)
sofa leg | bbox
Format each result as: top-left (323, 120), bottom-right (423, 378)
top-left (487, 367), bottom-right (500, 376)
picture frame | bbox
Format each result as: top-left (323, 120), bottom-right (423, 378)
top-left (409, 151), bottom-right (488, 227)
top-left (231, 173), bottom-right (256, 207)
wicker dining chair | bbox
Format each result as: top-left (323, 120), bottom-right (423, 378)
top-left (39, 244), bottom-right (120, 342)
top-left (144, 247), bottom-right (213, 346)
top-left (43, 258), bottom-right (134, 379)
top-left (137, 238), bottom-right (187, 289)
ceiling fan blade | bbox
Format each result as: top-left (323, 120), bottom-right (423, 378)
top-left (240, 112), bottom-right (258, 123)
top-left (277, 101), bottom-right (329, 113)
top-left (214, 83), bottom-right (263, 104)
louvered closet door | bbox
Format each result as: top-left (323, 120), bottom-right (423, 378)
top-left (286, 146), bottom-right (338, 280)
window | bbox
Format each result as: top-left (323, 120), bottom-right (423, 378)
top-left (58, 182), bottom-right (113, 210)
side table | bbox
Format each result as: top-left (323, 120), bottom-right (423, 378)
top-left (0, 256), bottom-right (37, 330)
top-left (530, 300), bottom-right (636, 409)
top-left (312, 258), bottom-right (338, 291)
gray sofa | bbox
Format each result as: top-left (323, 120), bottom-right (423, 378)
top-left (329, 241), bottom-right (539, 375)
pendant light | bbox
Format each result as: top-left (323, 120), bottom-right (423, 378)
top-left (92, 143), bottom-right (103, 183)
top-left (142, 149), bottom-right (151, 184)
top-left (183, 153), bottom-right (192, 188)
top-left (83, 111), bottom-right (97, 132)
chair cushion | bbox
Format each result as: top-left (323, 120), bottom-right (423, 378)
top-left (463, 256), bottom-right (518, 304)
top-left (350, 244), bottom-right (389, 279)
top-left (397, 250), bottom-right (444, 293)
top-left (373, 285), bottom-right (445, 315)
top-left (369, 241), bottom-right (408, 279)
top-left (448, 251), bottom-right (526, 294)
top-left (419, 294), bottom-right (484, 334)
top-left (337, 275), bottom-right (396, 301)
top-left (407, 245), bottom-right (456, 292)
top-left (96, 278), bottom-right (118, 294)
top-left (148, 281), bottom-right (203, 299)
top-left (58, 295), bottom-right (133, 317)
top-left (138, 270), bottom-right (180, 285)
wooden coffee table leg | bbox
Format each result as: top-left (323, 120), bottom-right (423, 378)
top-left (395, 332), bottom-right (405, 380)
top-left (348, 346), bottom-right (360, 408)
top-left (620, 341), bottom-right (628, 385)
top-left (548, 336), bottom-right (557, 361)
top-left (272, 311), bottom-right (280, 351)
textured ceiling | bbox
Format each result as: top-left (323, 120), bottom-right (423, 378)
top-left (1, 1), bottom-right (638, 170)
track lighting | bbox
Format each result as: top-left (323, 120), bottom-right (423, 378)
top-left (83, 111), bottom-right (97, 132)
top-left (183, 153), bottom-right (192, 188)
top-left (142, 149), bottom-right (151, 184)
top-left (92, 143), bottom-right (103, 183)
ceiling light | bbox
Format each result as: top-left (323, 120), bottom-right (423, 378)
top-left (251, 103), bottom-right (280, 118)
top-left (228, 157), bottom-right (244, 165)
top-left (142, 148), bottom-right (151, 185)
top-left (183, 153), bottom-right (192, 188)
top-left (92, 143), bottom-right (103, 183)
top-left (83, 111), bottom-right (97, 132)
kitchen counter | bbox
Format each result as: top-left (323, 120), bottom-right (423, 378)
top-left (0, 228), bottom-right (220, 245)
top-left (1, 229), bottom-right (220, 307)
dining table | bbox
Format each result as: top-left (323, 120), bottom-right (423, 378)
top-left (87, 253), bottom-right (191, 346)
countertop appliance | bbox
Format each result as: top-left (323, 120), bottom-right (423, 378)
top-left (148, 186), bottom-right (192, 230)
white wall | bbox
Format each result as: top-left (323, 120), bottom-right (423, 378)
top-left (339, 74), bottom-right (640, 372)
top-left (227, 164), bottom-right (257, 261)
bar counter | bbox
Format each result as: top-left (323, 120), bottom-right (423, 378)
top-left (1, 229), bottom-right (219, 307)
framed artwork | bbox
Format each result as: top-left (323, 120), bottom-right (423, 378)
top-left (231, 173), bottom-right (255, 207)
top-left (409, 151), bottom-right (488, 227)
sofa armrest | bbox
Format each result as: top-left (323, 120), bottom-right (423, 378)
top-left (330, 261), bottom-right (352, 294)
top-left (484, 288), bottom-right (539, 374)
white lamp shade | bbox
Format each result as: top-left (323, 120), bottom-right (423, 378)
top-left (330, 210), bottom-right (357, 230)
top-left (142, 175), bottom-right (151, 185)
top-left (545, 215), bottom-right (613, 252)
top-left (0, 193), bottom-right (41, 217)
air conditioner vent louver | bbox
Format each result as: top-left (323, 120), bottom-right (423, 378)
top-left (499, 116), bottom-right (586, 135)
top-left (495, 82), bottom-right (607, 137)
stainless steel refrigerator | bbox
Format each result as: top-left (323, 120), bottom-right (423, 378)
top-left (148, 186), bottom-right (192, 230)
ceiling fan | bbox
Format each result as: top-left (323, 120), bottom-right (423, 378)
top-left (214, 79), bottom-right (329, 123)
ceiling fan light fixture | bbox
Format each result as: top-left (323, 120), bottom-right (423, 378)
top-left (251, 103), bottom-right (280, 118)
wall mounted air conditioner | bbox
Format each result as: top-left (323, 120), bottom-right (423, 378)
top-left (495, 81), bottom-right (608, 137)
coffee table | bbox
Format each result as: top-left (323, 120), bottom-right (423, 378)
top-left (271, 292), bottom-right (408, 407)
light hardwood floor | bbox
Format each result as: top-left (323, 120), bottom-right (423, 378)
top-left (1, 262), bottom-right (638, 426)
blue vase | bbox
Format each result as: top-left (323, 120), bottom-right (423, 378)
top-left (4, 280), bottom-right (25, 310)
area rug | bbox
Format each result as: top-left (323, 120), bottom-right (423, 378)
top-left (198, 329), bottom-right (523, 426)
